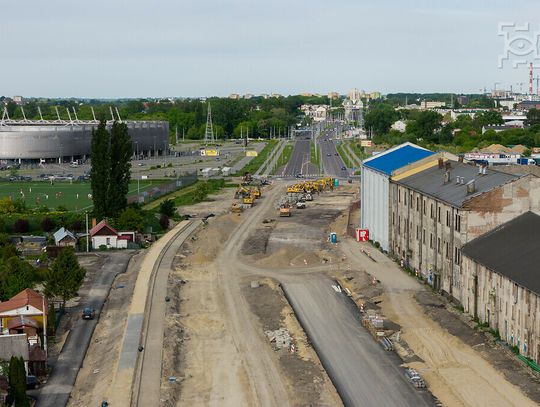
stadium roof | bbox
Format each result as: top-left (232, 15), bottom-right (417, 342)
top-left (462, 212), bottom-right (540, 296)
top-left (394, 160), bottom-right (518, 207)
top-left (362, 142), bottom-right (434, 176)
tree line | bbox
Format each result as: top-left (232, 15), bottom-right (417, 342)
top-left (1, 95), bottom-right (332, 141)
top-left (365, 101), bottom-right (540, 152)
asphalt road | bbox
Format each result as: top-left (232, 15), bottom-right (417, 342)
top-left (282, 276), bottom-right (435, 407)
top-left (282, 139), bottom-right (312, 176)
top-left (35, 251), bottom-right (134, 407)
top-left (318, 136), bottom-right (350, 179)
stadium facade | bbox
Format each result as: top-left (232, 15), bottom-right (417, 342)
top-left (0, 119), bottom-right (169, 162)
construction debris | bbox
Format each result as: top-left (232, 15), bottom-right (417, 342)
top-left (265, 328), bottom-right (292, 349)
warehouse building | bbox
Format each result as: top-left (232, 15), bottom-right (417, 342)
top-left (360, 142), bottom-right (434, 251)
top-left (461, 212), bottom-right (540, 364)
top-left (389, 157), bottom-right (540, 301)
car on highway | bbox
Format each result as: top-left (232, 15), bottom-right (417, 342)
top-left (295, 173), bottom-right (303, 178)
top-left (326, 153), bottom-right (331, 156)
top-left (341, 166), bottom-right (347, 171)
top-left (334, 153), bottom-right (339, 156)
top-left (82, 307), bottom-right (96, 320)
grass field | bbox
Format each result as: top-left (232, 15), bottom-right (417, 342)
top-left (0, 180), bottom-right (165, 212)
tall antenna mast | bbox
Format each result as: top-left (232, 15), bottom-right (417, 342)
top-left (91, 106), bottom-right (97, 121)
top-left (55, 106), bottom-right (61, 121)
top-left (204, 102), bottom-right (215, 145)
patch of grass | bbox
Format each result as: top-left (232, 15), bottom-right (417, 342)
top-left (348, 140), bottom-right (369, 161)
top-left (273, 143), bottom-right (293, 174)
top-left (0, 180), bottom-right (166, 212)
top-left (310, 140), bottom-right (320, 170)
top-left (336, 142), bottom-right (353, 168)
top-left (240, 140), bottom-right (278, 175)
top-left (171, 179), bottom-right (228, 207)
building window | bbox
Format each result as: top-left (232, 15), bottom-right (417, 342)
top-left (404, 192), bottom-right (406, 205)
top-left (410, 193), bottom-right (413, 208)
top-left (438, 207), bottom-right (441, 222)
top-left (455, 214), bottom-right (461, 232)
top-left (422, 229), bottom-right (426, 244)
top-left (430, 203), bottom-right (434, 218)
top-left (423, 200), bottom-right (426, 215)
top-left (446, 210), bottom-right (450, 227)
top-left (430, 233), bottom-right (433, 248)
top-left (416, 226), bottom-right (419, 240)
top-left (416, 196), bottom-right (419, 211)
top-left (398, 190), bottom-right (401, 203)
top-left (106, 237), bottom-right (111, 245)
top-left (437, 237), bottom-right (441, 254)
top-left (392, 212), bottom-right (395, 225)
top-left (398, 216), bottom-right (400, 233)
top-left (454, 247), bottom-right (461, 264)
top-left (445, 242), bottom-right (449, 259)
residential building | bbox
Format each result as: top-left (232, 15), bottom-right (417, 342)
top-left (421, 101), bottom-right (446, 109)
top-left (389, 157), bottom-right (540, 301)
top-left (53, 227), bottom-right (77, 247)
top-left (517, 100), bottom-right (540, 110)
top-left (90, 220), bottom-right (131, 249)
top-left (360, 143), bottom-right (434, 251)
top-left (457, 95), bottom-right (469, 105)
top-left (328, 92), bottom-right (340, 99)
top-left (300, 104), bottom-right (330, 122)
top-left (228, 93), bottom-right (240, 100)
top-left (10, 236), bottom-right (46, 256)
top-left (391, 120), bottom-right (407, 133)
top-left (461, 211), bottom-right (540, 363)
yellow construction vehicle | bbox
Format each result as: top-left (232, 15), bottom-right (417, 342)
top-left (251, 187), bottom-right (261, 198)
top-left (279, 204), bottom-right (291, 217)
top-left (244, 196), bottom-right (254, 206)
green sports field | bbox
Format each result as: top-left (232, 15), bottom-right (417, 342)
top-left (0, 180), bottom-right (165, 212)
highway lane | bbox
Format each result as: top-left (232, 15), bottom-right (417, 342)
top-left (282, 276), bottom-right (435, 407)
top-left (282, 139), bottom-right (312, 176)
top-left (319, 136), bottom-right (350, 178)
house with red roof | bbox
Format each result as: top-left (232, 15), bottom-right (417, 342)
top-left (90, 220), bottom-right (133, 249)
top-left (0, 288), bottom-right (47, 339)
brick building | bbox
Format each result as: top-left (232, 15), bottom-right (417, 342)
top-left (461, 212), bottom-right (540, 363)
top-left (389, 157), bottom-right (540, 302)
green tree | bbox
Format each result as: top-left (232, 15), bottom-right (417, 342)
top-left (47, 302), bottom-right (57, 336)
top-left (364, 103), bottom-right (399, 136)
top-left (406, 111), bottom-right (443, 143)
top-left (0, 257), bottom-right (37, 300)
top-left (116, 207), bottom-right (144, 232)
top-left (526, 108), bottom-right (540, 126)
top-left (109, 122), bottom-right (132, 216)
top-left (90, 120), bottom-right (111, 220)
top-left (159, 199), bottom-right (176, 217)
top-left (7, 356), bottom-right (28, 407)
top-left (44, 247), bottom-right (86, 308)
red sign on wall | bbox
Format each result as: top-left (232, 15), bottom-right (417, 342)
top-left (356, 229), bottom-right (369, 242)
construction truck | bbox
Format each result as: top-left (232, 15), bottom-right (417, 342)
top-left (231, 203), bottom-right (243, 213)
top-left (279, 204), bottom-right (291, 217)
top-left (251, 187), bottom-right (261, 198)
top-left (244, 196), bottom-right (254, 206)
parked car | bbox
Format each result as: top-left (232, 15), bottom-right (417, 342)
top-left (26, 375), bottom-right (39, 389)
top-left (82, 307), bottom-right (96, 320)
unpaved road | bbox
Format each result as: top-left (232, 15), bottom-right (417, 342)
top-left (341, 239), bottom-right (537, 407)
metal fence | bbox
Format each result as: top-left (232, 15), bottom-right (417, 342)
top-left (127, 172), bottom-right (197, 205)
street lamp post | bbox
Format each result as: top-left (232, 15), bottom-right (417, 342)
top-left (85, 211), bottom-right (89, 253)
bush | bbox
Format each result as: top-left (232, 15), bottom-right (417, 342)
top-left (13, 219), bottom-right (29, 234)
top-left (99, 244), bottom-right (107, 251)
top-left (41, 217), bottom-right (55, 233)
top-left (159, 214), bottom-right (170, 230)
top-left (159, 199), bottom-right (176, 217)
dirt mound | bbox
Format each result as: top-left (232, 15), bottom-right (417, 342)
top-left (254, 245), bottom-right (323, 268)
top-left (190, 213), bottom-right (240, 264)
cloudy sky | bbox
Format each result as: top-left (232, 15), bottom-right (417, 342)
top-left (2, 0), bottom-right (540, 98)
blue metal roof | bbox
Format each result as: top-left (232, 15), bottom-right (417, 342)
top-left (363, 145), bottom-right (434, 176)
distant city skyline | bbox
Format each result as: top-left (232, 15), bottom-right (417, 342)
top-left (2, 0), bottom-right (540, 98)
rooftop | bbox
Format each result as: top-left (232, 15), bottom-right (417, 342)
top-left (363, 143), bottom-right (434, 176)
top-left (461, 212), bottom-right (540, 296)
top-left (395, 160), bottom-right (518, 207)
top-left (0, 288), bottom-right (46, 314)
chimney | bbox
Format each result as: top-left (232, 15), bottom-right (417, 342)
top-left (444, 171), bottom-right (450, 183)
top-left (92, 218), bottom-right (97, 228)
top-left (458, 155), bottom-right (464, 163)
top-left (445, 161), bottom-right (451, 171)
top-left (467, 180), bottom-right (476, 194)
top-left (438, 158), bottom-right (444, 169)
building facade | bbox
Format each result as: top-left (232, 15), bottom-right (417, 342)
top-left (360, 143), bottom-right (434, 251)
top-left (461, 212), bottom-right (540, 364)
top-left (389, 158), bottom-right (540, 301)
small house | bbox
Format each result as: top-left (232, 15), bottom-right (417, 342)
top-left (53, 227), bottom-right (77, 247)
top-left (90, 220), bottom-right (128, 249)
top-left (0, 289), bottom-right (47, 337)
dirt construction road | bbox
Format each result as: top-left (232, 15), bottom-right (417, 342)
top-left (341, 239), bottom-right (537, 407)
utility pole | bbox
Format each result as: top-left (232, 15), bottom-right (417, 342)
top-left (85, 211), bottom-right (89, 253)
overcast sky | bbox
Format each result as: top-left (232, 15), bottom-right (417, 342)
top-left (2, 0), bottom-right (540, 98)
